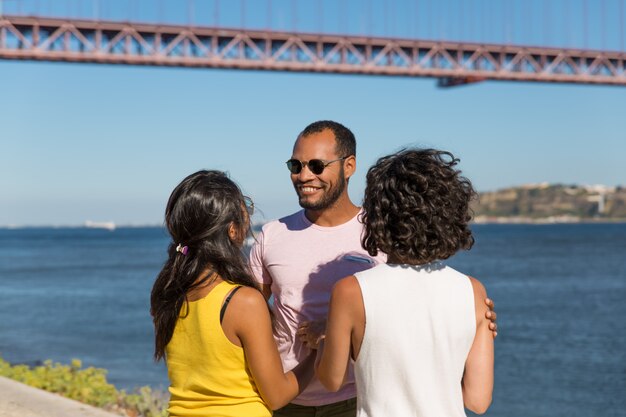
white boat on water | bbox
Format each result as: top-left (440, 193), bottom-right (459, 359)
top-left (84, 220), bottom-right (116, 231)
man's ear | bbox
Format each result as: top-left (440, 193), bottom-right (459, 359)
top-left (344, 155), bottom-right (356, 180)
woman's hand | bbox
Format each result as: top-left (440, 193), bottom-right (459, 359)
top-left (485, 298), bottom-right (498, 338)
top-left (296, 319), bottom-right (326, 349)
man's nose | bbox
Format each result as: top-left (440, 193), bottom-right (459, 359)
top-left (297, 163), bottom-right (317, 181)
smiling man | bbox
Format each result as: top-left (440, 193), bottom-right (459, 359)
top-left (287, 123), bottom-right (357, 226)
top-left (249, 121), bottom-right (497, 417)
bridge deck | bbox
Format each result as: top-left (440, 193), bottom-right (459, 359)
top-left (1, 15), bottom-right (625, 86)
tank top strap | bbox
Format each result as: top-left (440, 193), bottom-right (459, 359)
top-left (220, 285), bottom-right (243, 323)
top-left (194, 281), bottom-right (241, 322)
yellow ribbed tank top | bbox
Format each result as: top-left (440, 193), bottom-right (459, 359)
top-left (166, 281), bottom-right (271, 417)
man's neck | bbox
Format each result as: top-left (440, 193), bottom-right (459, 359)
top-left (304, 198), bottom-right (360, 227)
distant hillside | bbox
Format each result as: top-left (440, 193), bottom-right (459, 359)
top-left (473, 184), bottom-right (626, 222)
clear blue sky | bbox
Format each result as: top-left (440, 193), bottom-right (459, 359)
top-left (1, 0), bottom-right (625, 226)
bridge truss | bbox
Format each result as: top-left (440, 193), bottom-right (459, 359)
top-left (1, 15), bottom-right (625, 86)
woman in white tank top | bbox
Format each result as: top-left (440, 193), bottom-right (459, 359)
top-left (301, 149), bottom-right (494, 417)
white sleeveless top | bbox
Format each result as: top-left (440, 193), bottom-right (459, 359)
top-left (354, 263), bottom-right (475, 417)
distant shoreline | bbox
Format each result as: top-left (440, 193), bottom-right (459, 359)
top-left (0, 224), bottom-right (163, 230)
top-left (2, 219), bottom-right (626, 229)
top-left (472, 216), bottom-right (626, 225)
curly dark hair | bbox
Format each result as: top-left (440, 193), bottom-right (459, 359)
top-left (298, 120), bottom-right (356, 158)
top-left (361, 148), bottom-right (476, 264)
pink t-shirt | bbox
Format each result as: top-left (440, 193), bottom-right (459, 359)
top-left (249, 210), bottom-right (386, 406)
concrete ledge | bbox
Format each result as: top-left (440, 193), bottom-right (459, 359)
top-left (0, 376), bottom-right (121, 417)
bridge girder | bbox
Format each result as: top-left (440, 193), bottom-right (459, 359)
top-left (1, 15), bottom-right (625, 86)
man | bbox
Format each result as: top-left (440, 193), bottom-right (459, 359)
top-left (249, 120), bottom-right (497, 416)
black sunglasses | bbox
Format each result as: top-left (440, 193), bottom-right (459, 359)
top-left (286, 157), bottom-right (348, 175)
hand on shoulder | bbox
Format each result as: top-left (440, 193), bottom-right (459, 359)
top-left (468, 277), bottom-right (497, 338)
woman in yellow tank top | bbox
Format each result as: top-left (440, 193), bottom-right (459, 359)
top-left (150, 170), bottom-right (314, 417)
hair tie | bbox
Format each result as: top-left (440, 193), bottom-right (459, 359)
top-left (176, 243), bottom-right (189, 255)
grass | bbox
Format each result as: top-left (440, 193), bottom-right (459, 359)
top-left (0, 355), bottom-right (167, 417)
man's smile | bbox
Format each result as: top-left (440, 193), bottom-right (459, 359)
top-left (297, 184), bottom-right (324, 195)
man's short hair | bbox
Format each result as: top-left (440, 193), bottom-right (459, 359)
top-left (298, 120), bottom-right (356, 158)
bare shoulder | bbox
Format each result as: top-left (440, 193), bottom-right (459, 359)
top-left (468, 276), bottom-right (487, 299)
top-left (228, 286), bottom-right (268, 312)
top-left (332, 275), bottom-right (360, 300)
top-left (226, 286), bottom-right (272, 339)
top-left (468, 276), bottom-right (489, 322)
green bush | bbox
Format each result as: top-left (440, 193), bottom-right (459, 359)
top-left (0, 356), bottom-right (167, 417)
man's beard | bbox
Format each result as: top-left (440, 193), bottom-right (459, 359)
top-left (297, 172), bottom-right (346, 211)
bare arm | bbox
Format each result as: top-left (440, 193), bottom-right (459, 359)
top-left (248, 233), bottom-right (273, 302)
top-left (462, 277), bottom-right (495, 414)
top-left (226, 287), bottom-right (314, 410)
top-left (315, 276), bottom-right (363, 392)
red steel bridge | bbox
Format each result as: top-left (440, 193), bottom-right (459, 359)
top-left (1, 0), bottom-right (625, 87)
